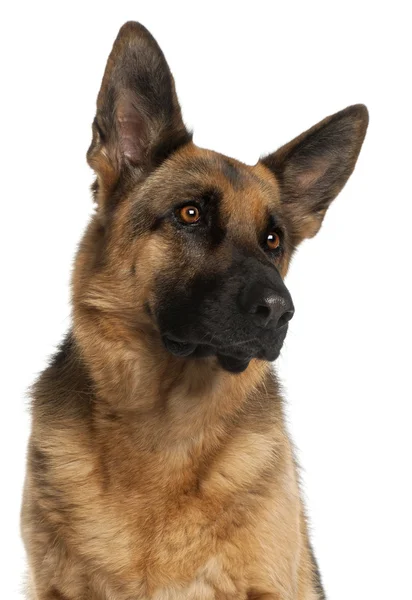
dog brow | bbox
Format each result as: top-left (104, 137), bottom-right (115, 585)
top-left (220, 158), bottom-right (245, 190)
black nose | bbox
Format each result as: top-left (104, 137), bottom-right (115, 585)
top-left (239, 283), bottom-right (295, 328)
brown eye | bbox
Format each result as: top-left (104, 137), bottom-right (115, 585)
top-left (266, 231), bottom-right (281, 250)
top-left (178, 205), bottom-right (201, 224)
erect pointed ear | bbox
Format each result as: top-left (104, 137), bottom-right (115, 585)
top-left (260, 105), bottom-right (368, 244)
top-left (87, 22), bottom-right (191, 208)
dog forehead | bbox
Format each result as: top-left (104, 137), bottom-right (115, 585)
top-left (147, 144), bottom-right (281, 220)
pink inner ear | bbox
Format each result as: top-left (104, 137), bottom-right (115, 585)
top-left (116, 93), bottom-right (146, 164)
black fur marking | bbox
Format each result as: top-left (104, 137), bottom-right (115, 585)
top-left (221, 158), bottom-right (244, 190)
top-left (49, 587), bottom-right (71, 600)
top-left (308, 540), bottom-right (326, 599)
top-left (151, 130), bottom-right (193, 169)
top-left (32, 332), bottom-right (94, 421)
top-left (91, 223), bottom-right (109, 271)
top-left (132, 187), bottom-right (226, 247)
top-left (30, 445), bottom-right (49, 483)
top-left (171, 187), bottom-right (226, 249)
top-left (155, 254), bottom-right (292, 371)
top-left (198, 187), bottom-right (225, 248)
top-left (49, 332), bottom-right (76, 370)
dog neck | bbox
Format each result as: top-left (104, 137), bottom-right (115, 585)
top-left (72, 307), bottom-right (274, 443)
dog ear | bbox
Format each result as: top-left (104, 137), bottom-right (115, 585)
top-left (260, 105), bottom-right (368, 244)
top-left (87, 22), bottom-right (191, 208)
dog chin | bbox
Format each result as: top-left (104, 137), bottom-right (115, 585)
top-left (161, 333), bottom-right (286, 374)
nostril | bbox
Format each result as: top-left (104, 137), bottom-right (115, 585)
top-left (239, 283), bottom-right (294, 328)
top-left (254, 304), bottom-right (271, 320)
top-left (277, 309), bottom-right (294, 328)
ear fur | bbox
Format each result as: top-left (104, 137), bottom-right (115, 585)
top-left (87, 22), bottom-right (191, 208)
top-left (260, 104), bottom-right (369, 243)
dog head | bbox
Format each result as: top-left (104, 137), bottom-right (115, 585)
top-left (74, 22), bottom-right (368, 373)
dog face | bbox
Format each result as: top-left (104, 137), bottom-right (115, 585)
top-left (136, 147), bottom-right (295, 373)
top-left (76, 22), bottom-right (368, 373)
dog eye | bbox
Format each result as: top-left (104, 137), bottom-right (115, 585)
top-left (266, 231), bottom-right (281, 251)
top-left (177, 205), bottom-right (201, 225)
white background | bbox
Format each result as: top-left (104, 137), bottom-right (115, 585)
top-left (1, 1), bottom-right (411, 598)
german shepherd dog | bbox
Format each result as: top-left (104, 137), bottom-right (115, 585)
top-left (21, 21), bottom-right (368, 600)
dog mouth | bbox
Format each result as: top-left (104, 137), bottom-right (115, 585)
top-left (161, 330), bottom-right (287, 373)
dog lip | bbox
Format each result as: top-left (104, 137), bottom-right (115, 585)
top-left (217, 353), bottom-right (251, 373)
top-left (162, 335), bottom-right (197, 357)
top-left (161, 328), bottom-right (287, 365)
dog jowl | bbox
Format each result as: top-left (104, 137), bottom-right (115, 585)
top-left (22, 21), bottom-right (368, 600)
